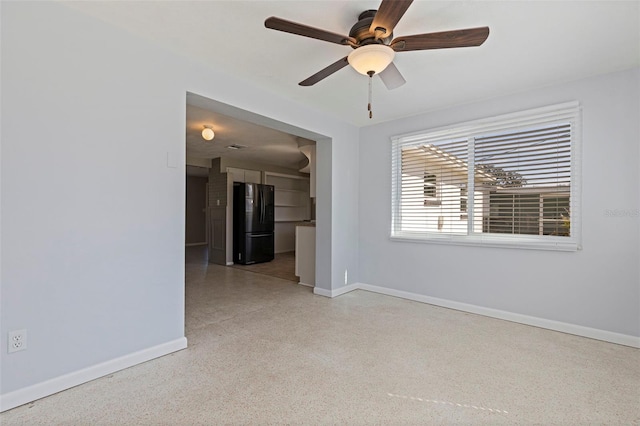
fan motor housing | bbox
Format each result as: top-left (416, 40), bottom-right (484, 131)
top-left (349, 10), bottom-right (393, 47)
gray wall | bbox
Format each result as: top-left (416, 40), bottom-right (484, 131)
top-left (358, 67), bottom-right (640, 338)
top-left (1, 1), bottom-right (359, 397)
top-left (185, 176), bottom-right (207, 245)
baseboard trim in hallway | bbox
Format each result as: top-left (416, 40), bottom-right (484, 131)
top-left (316, 282), bottom-right (640, 348)
top-left (0, 337), bottom-right (187, 412)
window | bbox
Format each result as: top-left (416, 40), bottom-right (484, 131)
top-left (391, 102), bottom-right (581, 251)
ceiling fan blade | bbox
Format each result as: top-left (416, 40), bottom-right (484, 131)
top-left (370, 0), bottom-right (413, 39)
top-left (378, 62), bottom-right (406, 90)
top-left (299, 57), bottom-right (349, 86)
top-left (391, 27), bottom-right (490, 52)
top-left (265, 17), bottom-right (356, 46)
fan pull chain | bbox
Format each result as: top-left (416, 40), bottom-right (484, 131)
top-left (367, 71), bottom-right (374, 119)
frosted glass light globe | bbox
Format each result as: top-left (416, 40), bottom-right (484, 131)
top-left (348, 44), bottom-right (395, 75)
top-left (202, 127), bottom-right (215, 141)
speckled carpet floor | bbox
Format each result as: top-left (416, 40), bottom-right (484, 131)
top-left (1, 246), bottom-right (638, 424)
top-left (228, 250), bottom-right (297, 283)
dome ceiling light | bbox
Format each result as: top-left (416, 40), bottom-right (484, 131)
top-left (201, 126), bottom-right (215, 141)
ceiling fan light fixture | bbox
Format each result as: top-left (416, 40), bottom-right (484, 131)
top-left (202, 126), bottom-right (215, 141)
top-left (347, 44), bottom-right (395, 75)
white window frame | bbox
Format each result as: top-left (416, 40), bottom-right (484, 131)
top-left (391, 101), bottom-right (582, 251)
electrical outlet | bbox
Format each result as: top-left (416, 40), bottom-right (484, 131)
top-left (8, 329), bottom-right (27, 353)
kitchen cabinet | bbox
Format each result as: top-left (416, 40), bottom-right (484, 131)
top-left (265, 173), bottom-right (310, 222)
top-left (226, 167), bottom-right (261, 184)
top-left (265, 172), bottom-right (311, 253)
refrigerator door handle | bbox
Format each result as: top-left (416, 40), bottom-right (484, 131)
top-left (260, 188), bottom-right (265, 223)
top-left (248, 233), bottom-right (272, 238)
top-left (258, 188), bottom-right (262, 223)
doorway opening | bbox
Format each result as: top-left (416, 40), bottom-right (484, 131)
top-left (184, 92), bottom-right (328, 288)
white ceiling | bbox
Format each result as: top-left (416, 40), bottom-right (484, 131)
top-left (64, 1), bottom-right (639, 167)
top-left (186, 97), bottom-right (311, 169)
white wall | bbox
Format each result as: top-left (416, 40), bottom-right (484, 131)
top-left (0, 1), bottom-right (359, 404)
top-left (359, 67), bottom-right (640, 339)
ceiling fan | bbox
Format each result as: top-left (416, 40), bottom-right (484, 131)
top-left (265, 0), bottom-right (489, 118)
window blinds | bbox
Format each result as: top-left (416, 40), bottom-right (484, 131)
top-left (398, 139), bottom-right (469, 235)
top-left (474, 123), bottom-right (572, 237)
top-left (391, 102), bottom-right (580, 250)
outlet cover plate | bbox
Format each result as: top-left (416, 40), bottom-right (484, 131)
top-left (8, 329), bottom-right (27, 353)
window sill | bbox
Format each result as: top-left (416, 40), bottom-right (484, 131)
top-left (390, 232), bottom-right (580, 252)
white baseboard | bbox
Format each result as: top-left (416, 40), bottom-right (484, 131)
top-left (0, 337), bottom-right (187, 413)
top-left (318, 282), bottom-right (639, 348)
top-left (356, 283), bottom-right (640, 348)
top-left (312, 287), bottom-right (331, 297)
top-left (226, 262), bottom-right (234, 266)
top-left (298, 281), bottom-right (314, 288)
top-left (313, 283), bottom-right (359, 298)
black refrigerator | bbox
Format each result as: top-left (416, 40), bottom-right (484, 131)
top-left (233, 182), bottom-right (275, 265)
